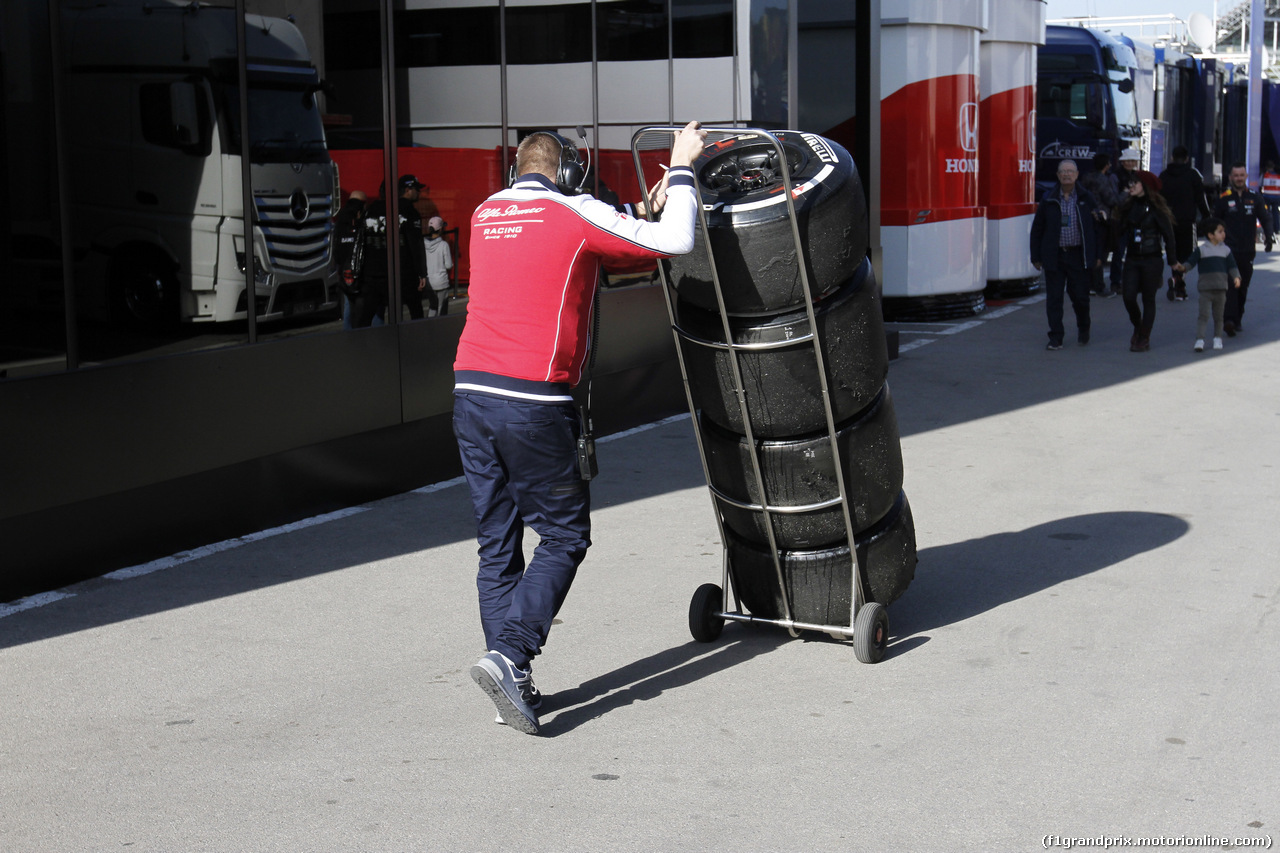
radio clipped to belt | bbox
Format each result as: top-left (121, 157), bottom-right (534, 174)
top-left (576, 406), bottom-right (597, 481)
top-left (576, 278), bottom-right (602, 481)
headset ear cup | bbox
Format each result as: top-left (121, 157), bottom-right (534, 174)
top-left (532, 130), bottom-right (586, 194)
top-left (560, 158), bottom-right (585, 194)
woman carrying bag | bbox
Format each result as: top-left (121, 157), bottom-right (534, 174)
top-left (1114, 170), bottom-right (1179, 352)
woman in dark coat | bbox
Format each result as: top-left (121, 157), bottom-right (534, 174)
top-left (1114, 170), bottom-right (1179, 351)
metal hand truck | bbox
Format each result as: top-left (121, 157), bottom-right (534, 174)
top-left (630, 126), bottom-right (889, 663)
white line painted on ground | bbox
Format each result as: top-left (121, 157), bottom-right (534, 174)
top-left (981, 304), bottom-right (1025, 320)
top-left (934, 321), bottom-right (985, 336)
top-left (598, 412), bottom-right (689, 443)
top-left (891, 297), bottom-right (1030, 350)
top-left (411, 476), bottom-right (466, 495)
top-left (102, 506), bottom-right (371, 581)
top-left (0, 591), bottom-right (75, 620)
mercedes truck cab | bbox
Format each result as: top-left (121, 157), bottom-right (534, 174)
top-left (61, 0), bottom-right (339, 326)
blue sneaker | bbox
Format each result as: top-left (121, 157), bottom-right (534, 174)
top-left (495, 671), bottom-right (542, 724)
top-left (472, 651), bottom-right (540, 735)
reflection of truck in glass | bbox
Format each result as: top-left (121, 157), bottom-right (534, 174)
top-left (62, 0), bottom-right (339, 325)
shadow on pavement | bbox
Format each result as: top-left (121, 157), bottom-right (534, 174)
top-left (541, 632), bottom-right (785, 736)
top-left (891, 510), bottom-right (1190, 638)
top-left (537, 510), bottom-right (1189, 730)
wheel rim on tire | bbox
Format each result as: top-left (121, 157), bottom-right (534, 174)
top-left (664, 130), bottom-right (868, 316)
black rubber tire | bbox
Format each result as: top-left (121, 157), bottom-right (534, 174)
top-left (701, 384), bottom-right (904, 549)
top-left (108, 247), bottom-right (180, 329)
top-left (663, 130), bottom-right (868, 316)
top-left (724, 490), bottom-right (917, 626)
top-left (689, 583), bottom-right (725, 642)
top-left (853, 601), bottom-right (889, 664)
top-left (676, 257), bottom-right (888, 438)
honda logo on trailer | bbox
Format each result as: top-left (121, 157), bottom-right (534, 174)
top-left (959, 102), bottom-right (979, 153)
top-left (945, 102), bottom-right (980, 173)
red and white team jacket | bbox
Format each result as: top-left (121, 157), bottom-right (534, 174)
top-left (454, 167), bottom-right (697, 402)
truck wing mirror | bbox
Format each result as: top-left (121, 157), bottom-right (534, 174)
top-left (140, 80), bottom-right (210, 155)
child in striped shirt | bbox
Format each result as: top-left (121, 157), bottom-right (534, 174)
top-left (1178, 217), bottom-right (1241, 352)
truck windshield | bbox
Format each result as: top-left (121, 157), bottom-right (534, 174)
top-left (1037, 76), bottom-right (1103, 126)
top-left (1110, 72), bottom-right (1141, 139)
top-left (220, 77), bottom-right (329, 164)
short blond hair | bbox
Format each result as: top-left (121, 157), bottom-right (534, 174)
top-left (515, 132), bottom-right (563, 181)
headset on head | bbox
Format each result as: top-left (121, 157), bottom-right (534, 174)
top-left (510, 129), bottom-right (589, 195)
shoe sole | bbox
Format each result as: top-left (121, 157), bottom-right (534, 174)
top-left (496, 696), bottom-right (543, 724)
top-left (471, 659), bottom-right (539, 735)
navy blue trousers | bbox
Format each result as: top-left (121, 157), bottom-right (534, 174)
top-left (1044, 246), bottom-right (1091, 345)
top-left (1225, 255), bottom-right (1253, 325)
top-left (453, 392), bottom-right (591, 670)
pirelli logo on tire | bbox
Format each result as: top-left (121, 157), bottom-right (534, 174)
top-left (801, 133), bottom-right (839, 164)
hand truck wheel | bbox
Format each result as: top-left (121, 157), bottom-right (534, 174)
top-left (689, 583), bottom-right (725, 643)
top-left (853, 601), bottom-right (889, 664)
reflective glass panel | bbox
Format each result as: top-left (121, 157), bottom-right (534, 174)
top-left (1, 0), bottom-right (67, 380)
top-left (750, 0), bottom-right (789, 127)
top-left (798, 2), bottom-right (857, 148)
top-left (383, 0), bottom-right (503, 323)
top-left (55, 0), bottom-right (250, 365)
top-left (322, 0), bottom-right (392, 329)
top-left (246, 0), bottom-right (347, 341)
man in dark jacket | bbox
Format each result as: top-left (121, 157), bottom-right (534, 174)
top-left (1159, 146), bottom-right (1211, 301)
top-left (1079, 153), bottom-right (1120, 297)
top-left (1213, 161), bottom-right (1274, 335)
top-left (354, 175), bottom-right (430, 328)
top-left (1030, 159), bottom-right (1101, 350)
top-left (333, 190), bottom-right (369, 330)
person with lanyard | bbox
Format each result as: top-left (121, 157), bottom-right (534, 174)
top-left (1108, 147), bottom-right (1143, 296)
top-left (1113, 170), bottom-right (1179, 352)
top-left (1030, 158), bottom-right (1100, 350)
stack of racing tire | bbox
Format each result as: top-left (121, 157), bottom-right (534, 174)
top-left (663, 130), bottom-right (917, 660)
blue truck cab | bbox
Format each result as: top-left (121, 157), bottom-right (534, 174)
top-left (1036, 25), bottom-right (1141, 198)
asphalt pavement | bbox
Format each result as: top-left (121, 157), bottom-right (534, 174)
top-left (3, 257), bottom-right (1278, 852)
